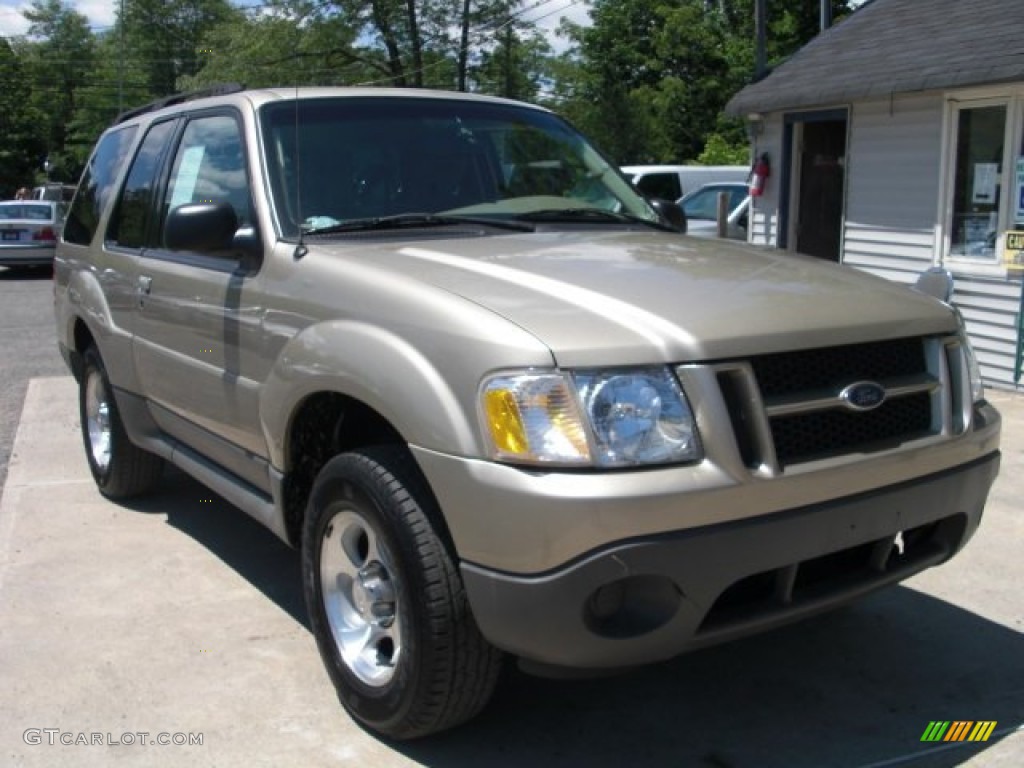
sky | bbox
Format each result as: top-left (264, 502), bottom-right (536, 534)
top-left (0, 0), bottom-right (115, 38)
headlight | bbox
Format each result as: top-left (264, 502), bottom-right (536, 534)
top-left (954, 308), bottom-right (985, 403)
top-left (480, 367), bottom-right (702, 468)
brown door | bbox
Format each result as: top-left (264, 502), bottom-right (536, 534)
top-left (796, 120), bottom-right (847, 261)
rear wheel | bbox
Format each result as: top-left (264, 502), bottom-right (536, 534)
top-left (302, 446), bottom-right (502, 739)
top-left (79, 345), bottom-right (163, 498)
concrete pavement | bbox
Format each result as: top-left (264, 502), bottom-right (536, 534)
top-left (1, 376), bottom-right (1022, 767)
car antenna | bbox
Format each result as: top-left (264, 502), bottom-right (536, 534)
top-left (293, 82), bottom-right (307, 259)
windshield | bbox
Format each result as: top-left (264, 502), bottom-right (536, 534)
top-left (259, 96), bottom-right (660, 238)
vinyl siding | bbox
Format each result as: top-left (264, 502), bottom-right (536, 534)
top-left (952, 275), bottom-right (1022, 388)
top-left (842, 94), bottom-right (942, 284)
top-left (751, 92), bottom-right (1022, 389)
top-left (749, 119), bottom-right (784, 248)
top-left (838, 94), bottom-right (1021, 388)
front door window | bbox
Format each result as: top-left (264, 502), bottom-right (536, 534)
top-left (949, 103), bottom-right (1007, 260)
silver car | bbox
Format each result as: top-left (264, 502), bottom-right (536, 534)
top-left (0, 200), bottom-right (63, 267)
top-left (679, 181), bottom-right (750, 239)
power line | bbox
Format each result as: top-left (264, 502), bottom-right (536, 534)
top-left (4, 0), bottom-right (581, 97)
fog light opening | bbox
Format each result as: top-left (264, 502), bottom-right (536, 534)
top-left (584, 575), bottom-right (682, 638)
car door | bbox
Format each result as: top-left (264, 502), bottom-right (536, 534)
top-left (131, 110), bottom-right (271, 491)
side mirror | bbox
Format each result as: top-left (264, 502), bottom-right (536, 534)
top-left (914, 267), bottom-right (954, 303)
top-left (650, 199), bottom-right (687, 233)
top-left (165, 202), bottom-right (239, 252)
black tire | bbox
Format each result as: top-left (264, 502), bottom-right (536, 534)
top-left (79, 345), bottom-right (163, 498)
top-left (302, 446), bottom-right (503, 739)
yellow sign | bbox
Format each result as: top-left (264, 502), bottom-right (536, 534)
top-left (1005, 231), bottom-right (1024, 270)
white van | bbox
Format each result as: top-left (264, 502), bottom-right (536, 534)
top-left (621, 164), bottom-right (748, 201)
top-left (32, 183), bottom-right (76, 203)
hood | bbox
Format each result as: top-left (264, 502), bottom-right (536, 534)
top-left (312, 230), bottom-right (957, 367)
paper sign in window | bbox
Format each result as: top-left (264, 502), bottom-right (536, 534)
top-left (972, 163), bottom-right (998, 205)
top-left (169, 146), bottom-right (206, 210)
top-left (1015, 157), bottom-right (1024, 222)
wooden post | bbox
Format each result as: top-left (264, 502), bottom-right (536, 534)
top-left (717, 192), bottom-right (729, 238)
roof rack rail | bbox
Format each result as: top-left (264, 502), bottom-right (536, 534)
top-left (114, 83), bottom-right (245, 125)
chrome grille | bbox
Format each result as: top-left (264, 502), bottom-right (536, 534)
top-left (707, 335), bottom-right (965, 472)
top-left (767, 392), bottom-right (933, 465)
top-left (750, 337), bottom-right (926, 398)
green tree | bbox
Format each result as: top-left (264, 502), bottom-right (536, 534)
top-left (120, 0), bottom-right (239, 97)
top-left (66, 32), bottom-right (150, 172)
top-left (0, 39), bottom-right (46, 195)
top-left (472, 21), bottom-right (554, 101)
top-left (183, 0), bottom-right (559, 96)
top-left (697, 132), bottom-right (750, 165)
top-left (179, 9), bottom-right (368, 89)
top-left (20, 0), bottom-right (96, 182)
top-left (560, 0), bottom-right (854, 165)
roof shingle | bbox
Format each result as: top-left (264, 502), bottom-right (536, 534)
top-left (726, 0), bottom-right (1024, 116)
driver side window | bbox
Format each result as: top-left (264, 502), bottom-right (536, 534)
top-left (164, 114), bottom-right (251, 243)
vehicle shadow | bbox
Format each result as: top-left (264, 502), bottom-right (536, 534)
top-left (126, 468), bottom-right (1023, 768)
top-left (123, 466), bottom-right (308, 629)
top-left (408, 597), bottom-right (1024, 768)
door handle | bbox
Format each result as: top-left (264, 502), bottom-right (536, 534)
top-left (137, 275), bottom-right (152, 308)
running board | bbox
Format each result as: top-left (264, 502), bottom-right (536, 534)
top-left (112, 386), bottom-right (292, 546)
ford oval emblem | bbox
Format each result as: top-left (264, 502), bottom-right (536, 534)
top-left (840, 381), bottom-right (887, 412)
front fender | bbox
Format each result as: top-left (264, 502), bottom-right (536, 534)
top-left (260, 319), bottom-right (546, 469)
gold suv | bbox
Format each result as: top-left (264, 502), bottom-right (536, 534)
top-left (54, 85), bottom-right (1001, 739)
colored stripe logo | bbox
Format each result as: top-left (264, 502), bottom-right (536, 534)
top-left (921, 721), bottom-right (997, 742)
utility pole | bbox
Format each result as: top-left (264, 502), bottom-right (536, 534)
top-left (457, 0), bottom-right (471, 91)
top-left (118, 0), bottom-right (124, 112)
top-left (754, 0), bottom-right (766, 80)
top-left (821, 0), bottom-right (832, 31)
top-left (504, 22), bottom-right (513, 99)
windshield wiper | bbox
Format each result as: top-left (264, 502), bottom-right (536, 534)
top-left (303, 213), bottom-right (534, 236)
top-left (514, 208), bottom-right (667, 229)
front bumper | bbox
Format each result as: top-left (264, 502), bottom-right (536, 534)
top-left (458, 451), bottom-right (999, 670)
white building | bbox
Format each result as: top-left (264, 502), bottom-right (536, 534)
top-left (726, 0), bottom-right (1024, 388)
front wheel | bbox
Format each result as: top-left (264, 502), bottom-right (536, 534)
top-left (302, 446), bottom-right (502, 739)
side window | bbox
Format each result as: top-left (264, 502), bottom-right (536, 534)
top-left (728, 187), bottom-right (747, 210)
top-left (682, 188), bottom-right (718, 220)
top-left (107, 120), bottom-right (176, 249)
top-left (635, 173), bottom-right (682, 201)
top-left (63, 125), bottom-right (138, 245)
top-left (164, 114), bottom-right (250, 243)
top-left (948, 103), bottom-right (1007, 260)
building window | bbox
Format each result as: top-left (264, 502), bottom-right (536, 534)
top-left (949, 103), bottom-right (1007, 261)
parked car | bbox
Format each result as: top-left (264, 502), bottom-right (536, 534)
top-left (679, 181), bottom-right (750, 239)
top-left (55, 85), bottom-right (1000, 740)
top-left (622, 164), bottom-right (748, 201)
top-left (31, 183), bottom-right (77, 203)
top-left (0, 200), bottom-right (63, 268)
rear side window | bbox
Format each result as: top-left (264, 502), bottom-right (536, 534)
top-left (634, 173), bottom-right (682, 201)
top-left (107, 120), bottom-right (176, 249)
top-left (63, 125), bottom-right (138, 245)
